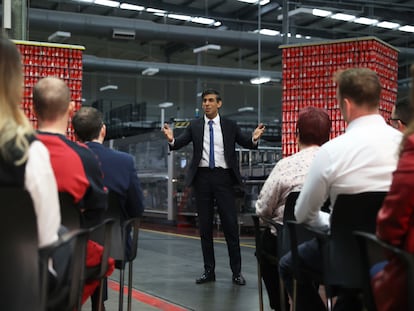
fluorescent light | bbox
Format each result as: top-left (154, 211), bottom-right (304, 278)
top-left (330, 13), bottom-right (355, 21)
top-left (159, 102), bottom-right (174, 108)
top-left (353, 17), bottom-right (378, 25)
top-left (399, 25), bottom-right (414, 33)
top-left (237, 0), bottom-right (270, 5)
top-left (94, 0), bottom-right (119, 7)
top-left (376, 21), bottom-right (400, 29)
top-left (191, 17), bottom-right (216, 25)
top-left (142, 68), bottom-right (159, 76)
top-left (250, 77), bottom-right (271, 85)
top-left (193, 44), bottom-right (221, 53)
top-left (99, 84), bottom-right (118, 91)
top-left (167, 14), bottom-right (192, 21)
top-left (48, 31), bottom-right (71, 42)
top-left (312, 9), bottom-right (332, 17)
top-left (258, 29), bottom-right (280, 36)
top-left (146, 7), bottom-right (166, 13)
top-left (238, 107), bottom-right (254, 112)
top-left (120, 3), bottom-right (144, 11)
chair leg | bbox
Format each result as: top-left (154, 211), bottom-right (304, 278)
top-left (279, 275), bottom-right (287, 311)
top-left (97, 281), bottom-right (105, 311)
top-left (127, 261), bottom-right (133, 311)
top-left (257, 261), bottom-right (264, 311)
top-left (292, 279), bottom-right (297, 311)
top-left (119, 266), bottom-right (125, 311)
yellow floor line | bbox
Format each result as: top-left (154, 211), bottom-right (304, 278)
top-left (141, 228), bottom-right (255, 248)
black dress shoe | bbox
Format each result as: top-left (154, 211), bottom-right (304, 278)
top-left (195, 271), bottom-right (216, 284)
top-left (232, 274), bottom-right (246, 285)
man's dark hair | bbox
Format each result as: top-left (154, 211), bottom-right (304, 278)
top-left (72, 107), bottom-right (103, 142)
top-left (394, 97), bottom-right (414, 126)
top-left (296, 106), bottom-right (331, 146)
top-left (201, 89), bottom-right (222, 101)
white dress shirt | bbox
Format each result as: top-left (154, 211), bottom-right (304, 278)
top-left (295, 114), bottom-right (402, 231)
top-left (199, 114), bottom-right (228, 168)
top-left (25, 140), bottom-right (60, 247)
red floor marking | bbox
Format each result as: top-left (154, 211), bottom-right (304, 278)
top-left (108, 280), bottom-right (189, 311)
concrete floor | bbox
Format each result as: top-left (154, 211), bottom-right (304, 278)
top-left (83, 225), bottom-right (273, 311)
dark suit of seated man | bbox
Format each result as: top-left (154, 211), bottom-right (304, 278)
top-left (72, 107), bottom-right (145, 310)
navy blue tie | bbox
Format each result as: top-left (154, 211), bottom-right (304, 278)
top-left (208, 120), bottom-right (215, 169)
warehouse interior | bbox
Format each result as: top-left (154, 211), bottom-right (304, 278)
top-left (19, 0), bottom-right (414, 133)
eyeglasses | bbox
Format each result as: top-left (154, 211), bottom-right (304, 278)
top-left (389, 118), bottom-right (406, 129)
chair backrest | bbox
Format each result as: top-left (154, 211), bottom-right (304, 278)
top-left (324, 192), bottom-right (387, 288)
top-left (278, 192), bottom-right (301, 258)
top-left (0, 187), bottom-right (41, 311)
top-left (59, 192), bottom-right (82, 230)
top-left (354, 231), bottom-right (414, 311)
top-left (39, 228), bottom-right (89, 311)
top-left (106, 191), bottom-right (140, 263)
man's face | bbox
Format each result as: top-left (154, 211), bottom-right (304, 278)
top-left (202, 94), bottom-right (222, 119)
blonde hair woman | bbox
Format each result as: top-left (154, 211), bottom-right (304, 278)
top-left (0, 34), bottom-right (60, 247)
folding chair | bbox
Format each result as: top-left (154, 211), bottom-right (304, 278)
top-left (59, 192), bottom-right (115, 311)
top-left (0, 187), bottom-right (41, 311)
top-left (287, 191), bottom-right (387, 311)
top-left (106, 191), bottom-right (140, 311)
top-left (39, 228), bottom-right (89, 311)
top-left (354, 231), bottom-right (414, 311)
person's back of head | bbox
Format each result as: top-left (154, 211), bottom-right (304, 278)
top-left (0, 34), bottom-right (33, 165)
top-left (72, 107), bottom-right (104, 142)
top-left (33, 77), bottom-right (71, 123)
top-left (296, 106), bottom-right (331, 147)
top-left (335, 67), bottom-right (381, 111)
top-left (392, 97), bottom-right (414, 131)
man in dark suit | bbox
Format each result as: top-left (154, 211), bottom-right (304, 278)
top-left (162, 89), bottom-right (265, 285)
top-left (72, 106), bottom-right (145, 310)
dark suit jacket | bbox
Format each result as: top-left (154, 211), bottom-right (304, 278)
top-left (86, 142), bottom-right (144, 219)
top-left (170, 116), bottom-right (258, 187)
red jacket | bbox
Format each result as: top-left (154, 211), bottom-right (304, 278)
top-left (374, 134), bottom-right (414, 311)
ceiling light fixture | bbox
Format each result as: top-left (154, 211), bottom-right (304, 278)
top-left (142, 68), bottom-right (159, 76)
top-left (312, 9), bottom-right (332, 17)
top-left (250, 77), bottom-right (271, 85)
top-left (399, 25), bottom-right (414, 33)
top-left (94, 0), bottom-right (119, 7)
top-left (330, 13), bottom-right (355, 21)
top-left (376, 21), bottom-right (400, 29)
top-left (193, 44), bottom-right (221, 53)
top-left (120, 3), bottom-right (145, 11)
top-left (99, 84), bottom-right (118, 91)
top-left (353, 17), bottom-right (378, 25)
top-left (238, 107), bottom-right (254, 112)
top-left (47, 31), bottom-right (71, 42)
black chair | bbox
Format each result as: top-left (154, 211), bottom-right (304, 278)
top-left (354, 231), bottom-right (414, 311)
top-left (59, 192), bottom-right (115, 311)
top-left (287, 191), bottom-right (387, 311)
top-left (106, 191), bottom-right (140, 311)
top-left (39, 228), bottom-right (89, 311)
top-left (59, 192), bottom-right (82, 230)
top-left (252, 214), bottom-right (277, 311)
top-left (0, 187), bottom-right (41, 311)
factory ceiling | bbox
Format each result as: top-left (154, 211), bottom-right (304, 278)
top-left (26, 0), bottom-right (414, 84)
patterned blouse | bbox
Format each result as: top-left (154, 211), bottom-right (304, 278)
top-left (255, 146), bottom-right (320, 232)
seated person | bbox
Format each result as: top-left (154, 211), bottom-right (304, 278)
top-left (33, 76), bottom-right (114, 309)
top-left (0, 36), bottom-right (60, 248)
top-left (374, 65), bottom-right (414, 311)
top-left (255, 106), bottom-right (331, 311)
top-left (279, 68), bottom-right (402, 311)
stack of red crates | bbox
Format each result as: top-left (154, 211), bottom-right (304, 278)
top-left (281, 36), bottom-right (398, 157)
top-left (15, 40), bottom-right (85, 141)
